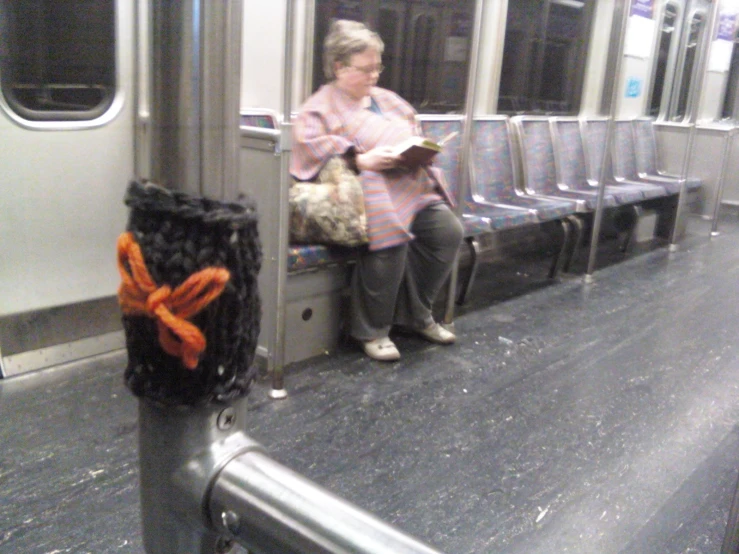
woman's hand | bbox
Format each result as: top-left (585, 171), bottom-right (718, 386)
top-left (356, 147), bottom-right (401, 172)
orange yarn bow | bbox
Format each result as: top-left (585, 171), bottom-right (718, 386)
top-left (116, 232), bottom-right (231, 370)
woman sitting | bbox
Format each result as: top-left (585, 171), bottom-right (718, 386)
top-left (290, 19), bottom-right (464, 361)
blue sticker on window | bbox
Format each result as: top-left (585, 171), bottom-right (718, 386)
top-left (625, 77), bottom-right (643, 98)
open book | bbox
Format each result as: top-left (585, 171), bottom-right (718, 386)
top-left (391, 131), bottom-right (459, 170)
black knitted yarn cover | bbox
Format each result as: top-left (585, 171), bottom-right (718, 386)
top-left (122, 180), bottom-right (262, 406)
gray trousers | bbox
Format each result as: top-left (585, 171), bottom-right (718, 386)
top-left (350, 203), bottom-right (464, 341)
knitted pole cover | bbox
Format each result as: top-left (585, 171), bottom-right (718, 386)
top-left (120, 180), bottom-right (262, 406)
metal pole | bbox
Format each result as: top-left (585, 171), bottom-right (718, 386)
top-left (148, 0), bottom-right (242, 199)
top-left (443, 0), bottom-right (484, 324)
top-left (669, 0), bottom-right (720, 249)
top-left (270, 0), bottom-right (296, 399)
top-left (711, 126), bottom-right (737, 237)
top-left (585, 0), bottom-right (632, 281)
top-left (138, 400), bottom-right (249, 554)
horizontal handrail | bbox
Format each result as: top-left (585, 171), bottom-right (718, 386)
top-left (138, 399), bottom-right (443, 554)
top-left (210, 447), bottom-right (444, 554)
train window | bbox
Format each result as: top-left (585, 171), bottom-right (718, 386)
top-left (672, 11), bottom-right (706, 121)
top-left (312, 0), bottom-right (475, 113)
top-left (376, 6), bottom-right (404, 92)
top-left (0, 0), bottom-right (116, 122)
top-left (408, 14), bottom-right (437, 107)
top-left (499, 0), bottom-right (595, 115)
top-left (722, 28), bottom-right (739, 120)
top-left (648, 3), bottom-right (679, 117)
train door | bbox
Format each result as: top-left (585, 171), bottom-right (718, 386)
top-left (0, 0), bottom-right (134, 376)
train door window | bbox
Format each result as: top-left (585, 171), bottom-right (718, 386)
top-left (499, 0), bottom-right (595, 115)
top-left (722, 27), bottom-right (739, 120)
top-left (0, 0), bottom-right (116, 123)
top-left (311, 0), bottom-right (475, 113)
top-left (671, 10), bottom-right (707, 121)
top-left (648, 2), bottom-right (680, 117)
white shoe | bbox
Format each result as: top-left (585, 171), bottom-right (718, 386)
top-left (417, 323), bottom-right (456, 345)
top-left (362, 337), bottom-right (400, 361)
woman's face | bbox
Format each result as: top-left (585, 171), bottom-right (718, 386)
top-left (334, 48), bottom-right (382, 100)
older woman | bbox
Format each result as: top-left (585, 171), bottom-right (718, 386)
top-left (291, 19), bottom-right (463, 361)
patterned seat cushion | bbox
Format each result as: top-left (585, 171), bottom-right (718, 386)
top-left (240, 113), bottom-right (277, 129)
top-left (288, 244), bottom-right (356, 273)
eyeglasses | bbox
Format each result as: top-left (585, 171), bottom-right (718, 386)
top-left (347, 64), bottom-right (384, 75)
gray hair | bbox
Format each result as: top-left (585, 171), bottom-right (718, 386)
top-left (323, 20), bottom-right (384, 81)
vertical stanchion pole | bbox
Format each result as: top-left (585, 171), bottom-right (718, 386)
top-left (710, 127), bottom-right (736, 237)
top-left (669, 1), bottom-right (720, 250)
top-left (443, 0), bottom-right (484, 324)
top-left (270, 0), bottom-right (296, 399)
top-left (585, 0), bottom-right (632, 282)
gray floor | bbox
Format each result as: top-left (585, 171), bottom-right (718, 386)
top-left (3, 216), bottom-right (739, 554)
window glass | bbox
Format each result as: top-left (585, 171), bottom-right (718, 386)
top-left (312, 0), bottom-right (475, 113)
top-left (672, 11), bottom-right (705, 121)
top-left (721, 28), bottom-right (739, 120)
top-left (649, 3), bottom-right (679, 117)
top-left (499, 0), bottom-right (594, 115)
top-left (0, 0), bottom-right (116, 121)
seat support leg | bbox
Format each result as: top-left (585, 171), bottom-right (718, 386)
top-left (457, 237), bottom-right (481, 305)
top-left (549, 218), bottom-right (572, 279)
top-left (618, 205), bottom-right (640, 253)
top-left (564, 215), bottom-right (584, 273)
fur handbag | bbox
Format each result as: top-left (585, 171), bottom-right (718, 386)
top-left (289, 156), bottom-right (369, 247)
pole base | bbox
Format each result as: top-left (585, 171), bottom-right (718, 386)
top-left (269, 388), bottom-right (288, 400)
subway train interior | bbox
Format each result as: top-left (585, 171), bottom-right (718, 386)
top-left (5, 0), bottom-right (739, 552)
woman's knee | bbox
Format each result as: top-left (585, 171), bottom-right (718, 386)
top-left (437, 206), bottom-right (464, 246)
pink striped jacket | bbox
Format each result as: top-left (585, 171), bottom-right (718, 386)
top-left (290, 84), bottom-right (454, 251)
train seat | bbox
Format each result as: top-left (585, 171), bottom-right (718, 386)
top-left (613, 120), bottom-right (681, 194)
top-left (469, 116), bottom-right (579, 277)
top-left (511, 116), bottom-right (617, 211)
top-left (582, 118), bottom-right (669, 200)
top-left (633, 118), bottom-right (703, 191)
top-left (419, 115), bottom-right (538, 232)
top-left (470, 117), bottom-right (578, 222)
top-left (550, 118), bottom-right (644, 205)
